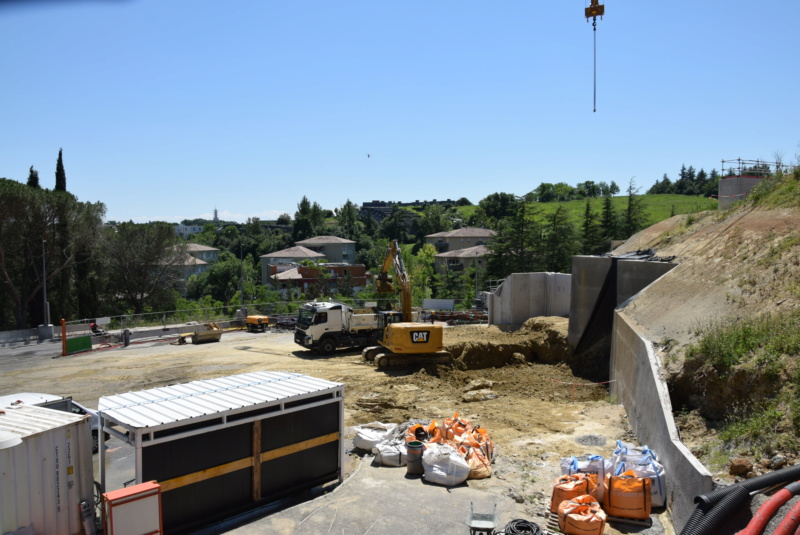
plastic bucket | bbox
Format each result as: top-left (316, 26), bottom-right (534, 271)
top-left (407, 441), bottom-right (424, 475)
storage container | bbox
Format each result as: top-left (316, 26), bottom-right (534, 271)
top-left (0, 404), bottom-right (95, 535)
top-left (98, 371), bottom-right (344, 533)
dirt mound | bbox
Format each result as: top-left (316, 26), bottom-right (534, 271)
top-left (444, 318), bottom-right (571, 370)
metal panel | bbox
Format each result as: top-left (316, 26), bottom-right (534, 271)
top-left (0, 405), bottom-right (94, 535)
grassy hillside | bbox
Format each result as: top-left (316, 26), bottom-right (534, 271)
top-left (451, 194), bottom-right (717, 225)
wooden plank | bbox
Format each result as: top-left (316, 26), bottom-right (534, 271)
top-left (159, 457), bottom-right (252, 492)
top-left (252, 420), bottom-right (262, 502)
top-left (260, 432), bottom-right (341, 463)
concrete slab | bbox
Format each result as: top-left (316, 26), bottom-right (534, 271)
top-left (204, 453), bottom-right (532, 535)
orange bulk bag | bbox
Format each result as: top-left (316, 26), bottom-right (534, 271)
top-left (551, 473), bottom-right (596, 514)
top-left (406, 421), bottom-right (443, 446)
top-left (558, 495), bottom-right (607, 535)
top-left (441, 412), bottom-right (472, 441)
top-left (604, 469), bottom-right (652, 519)
top-left (471, 426), bottom-right (494, 462)
top-left (461, 445), bottom-right (492, 479)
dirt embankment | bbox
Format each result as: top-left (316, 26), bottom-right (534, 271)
top-left (614, 204), bottom-right (800, 469)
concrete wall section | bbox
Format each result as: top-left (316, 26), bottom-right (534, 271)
top-left (611, 311), bottom-right (712, 532)
top-left (718, 176), bottom-right (763, 209)
top-left (617, 260), bottom-right (677, 304)
top-left (567, 256), bottom-right (612, 349)
top-left (488, 273), bottom-right (571, 329)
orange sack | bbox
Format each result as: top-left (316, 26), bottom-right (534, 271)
top-left (558, 494), bottom-right (607, 535)
top-left (406, 421), bottom-right (443, 446)
top-left (551, 473), bottom-right (597, 514)
top-left (461, 445), bottom-right (492, 479)
top-left (441, 412), bottom-right (471, 442)
top-left (604, 469), bottom-right (652, 520)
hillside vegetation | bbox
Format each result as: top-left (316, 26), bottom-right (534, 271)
top-left (614, 170), bottom-right (800, 474)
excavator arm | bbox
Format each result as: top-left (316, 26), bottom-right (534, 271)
top-left (375, 240), bottom-right (413, 322)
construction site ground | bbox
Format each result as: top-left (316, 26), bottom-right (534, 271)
top-left (0, 321), bottom-right (670, 534)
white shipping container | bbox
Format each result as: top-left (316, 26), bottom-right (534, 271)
top-left (0, 404), bottom-right (95, 535)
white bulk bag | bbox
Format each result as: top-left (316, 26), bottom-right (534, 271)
top-left (560, 455), bottom-right (613, 502)
top-left (422, 443), bottom-right (470, 487)
top-left (352, 422), bottom-right (398, 451)
top-left (373, 441), bottom-right (408, 467)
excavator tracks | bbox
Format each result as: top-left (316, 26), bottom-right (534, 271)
top-left (371, 351), bottom-right (454, 368)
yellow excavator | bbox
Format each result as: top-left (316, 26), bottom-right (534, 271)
top-left (362, 240), bottom-right (453, 368)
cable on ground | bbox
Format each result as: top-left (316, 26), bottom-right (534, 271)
top-left (495, 518), bottom-right (542, 534)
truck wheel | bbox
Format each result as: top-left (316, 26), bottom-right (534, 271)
top-left (318, 338), bottom-right (336, 355)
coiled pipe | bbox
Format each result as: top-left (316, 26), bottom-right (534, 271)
top-left (772, 498), bottom-right (800, 535)
top-left (685, 485), bottom-right (752, 535)
top-left (681, 465), bottom-right (800, 535)
top-left (737, 481), bottom-right (800, 535)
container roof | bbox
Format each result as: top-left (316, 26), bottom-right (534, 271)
top-left (98, 371), bottom-right (342, 430)
top-left (0, 404), bottom-right (85, 438)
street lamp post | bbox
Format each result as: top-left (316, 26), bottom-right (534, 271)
top-left (42, 239), bottom-right (50, 326)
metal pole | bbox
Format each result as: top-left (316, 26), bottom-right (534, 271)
top-left (240, 244), bottom-right (245, 310)
top-left (42, 239), bottom-right (50, 325)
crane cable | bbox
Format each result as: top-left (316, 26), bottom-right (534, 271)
top-left (593, 16), bottom-right (597, 112)
top-left (585, 0), bottom-right (605, 112)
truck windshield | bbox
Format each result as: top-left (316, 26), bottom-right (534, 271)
top-left (297, 308), bottom-right (314, 329)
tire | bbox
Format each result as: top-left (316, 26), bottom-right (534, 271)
top-left (92, 430), bottom-right (99, 454)
top-left (318, 337), bottom-right (336, 355)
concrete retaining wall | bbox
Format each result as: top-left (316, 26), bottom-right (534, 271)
top-left (611, 310), bottom-right (712, 532)
top-left (488, 272), bottom-right (571, 329)
top-left (568, 257), bottom-right (676, 350)
top-left (0, 328), bottom-right (39, 345)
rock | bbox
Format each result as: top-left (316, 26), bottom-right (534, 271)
top-left (462, 389), bottom-right (498, 402)
top-left (729, 458), bottom-right (752, 476)
top-left (464, 378), bottom-right (494, 392)
top-left (745, 471), bottom-right (759, 479)
top-left (509, 490), bottom-right (525, 503)
top-left (512, 352), bottom-right (527, 365)
top-left (770, 455), bottom-right (787, 470)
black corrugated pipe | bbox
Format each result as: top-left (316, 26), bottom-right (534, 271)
top-left (683, 485), bottom-right (752, 535)
top-left (680, 464), bottom-right (800, 535)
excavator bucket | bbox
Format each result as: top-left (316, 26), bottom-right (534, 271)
top-left (375, 273), bottom-right (394, 293)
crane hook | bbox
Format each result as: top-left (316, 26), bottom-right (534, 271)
top-left (585, 1), bottom-right (605, 113)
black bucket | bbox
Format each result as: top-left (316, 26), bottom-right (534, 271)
top-left (407, 441), bottom-right (424, 475)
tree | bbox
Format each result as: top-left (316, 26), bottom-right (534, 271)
top-left (378, 205), bottom-right (410, 243)
top-left (455, 197), bottom-right (472, 206)
top-left (411, 204), bottom-right (452, 252)
top-left (622, 179), bottom-right (648, 237)
top-left (609, 181), bottom-right (620, 196)
top-left (27, 166), bottom-right (40, 188)
top-left (542, 205), bottom-right (577, 272)
top-left (293, 196), bottom-right (325, 242)
top-left (102, 222), bottom-right (186, 314)
top-left (55, 148), bottom-right (67, 191)
top-left (580, 199), bottom-right (604, 255)
top-left (0, 178), bottom-right (105, 329)
top-left (333, 200), bottom-right (360, 241)
top-left (478, 192), bottom-right (518, 227)
top-left (600, 194), bottom-right (619, 241)
top-left (486, 198), bottom-right (543, 278)
top-left (276, 213), bottom-right (291, 226)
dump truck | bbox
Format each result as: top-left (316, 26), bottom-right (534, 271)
top-left (293, 300), bottom-right (402, 354)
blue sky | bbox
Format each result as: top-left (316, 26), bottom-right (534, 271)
top-left (2, 0), bottom-right (798, 224)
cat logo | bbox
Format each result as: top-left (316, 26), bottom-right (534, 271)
top-left (410, 331), bottom-right (430, 343)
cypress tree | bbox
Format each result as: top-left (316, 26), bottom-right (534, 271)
top-left (55, 148), bottom-right (67, 191)
top-left (27, 166), bottom-right (40, 188)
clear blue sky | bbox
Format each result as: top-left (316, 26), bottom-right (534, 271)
top-left (2, 0), bottom-right (798, 224)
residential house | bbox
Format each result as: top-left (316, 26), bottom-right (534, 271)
top-left (434, 244), bottom-right (490, 275)
top-left (186, 243), bottom-right (220, 263)
top-left (260, 245), bottom-right (325, 285)
top-left (271, 263), bottom-right (371, 297)
top-left (174, 223), bottom-right (205, 239)
top-left (295, 236), bottom-right (356, 263)
top-left (425, 227), bottom-right (496, 254)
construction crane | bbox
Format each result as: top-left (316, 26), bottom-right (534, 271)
top-left (585, 0), bottom-right (605, 112)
